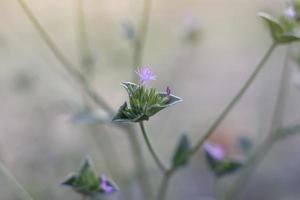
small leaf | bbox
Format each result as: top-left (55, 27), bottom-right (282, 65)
top-left (259, 12), bottom-right (300, 43)
top-left (62, 174), bottom-right (77, 187)
top-left (172, 134), bottom-right (191, 168)
top-left (121, 82), bottom-right (139, 96)
top-left (61, 157), bottom-right (118, 197)
top-left (276, 124), bottom-right (300, 140)
top-left (259, 12), bottom-right (284, 42)
top-left (121, 21), bottom-right (136, 41)
top-left (238, 136), bottom-right (253, 155)
top-left (205, 149), bottom-right (243, 177)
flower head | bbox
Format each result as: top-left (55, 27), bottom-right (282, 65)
top-left (136, 66), bottom-right (156, 84)
top-left (203, 142), bottom-right (225, 161)
top-left (100, 175), bottom-right (115, 194)
top-left (284, 7), bottom-right (297, 19)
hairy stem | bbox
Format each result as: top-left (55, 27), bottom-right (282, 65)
top-left (139, 122), bottom-right (167, 173)
top-left (190, 42), bottom-right (277, 156)
top-left (223, 45), bottom-right (291, 200)
top-left (0, 161), bottom-right (34, 200)
top-left (131, 0), bottom-right (152, 82)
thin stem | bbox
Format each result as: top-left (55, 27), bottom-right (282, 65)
top-left (16, 0), bottom-right (114, 114)
top-left (75, 0), bottom-right (94, 75)
top-left (157, 169), bottom-right (174, 200)
top-left (139, 121), bottom-right (167, 173)
top-left (131, 0), bottom-right (152, 82)
top-left (124, 125), bottom-right (154, 199)
top-left (0, 161), bottom-right (34, 200)
top-left (223, 45), bottom-right (291, 200)
top-left (190, 42), bottom-right (277, 156)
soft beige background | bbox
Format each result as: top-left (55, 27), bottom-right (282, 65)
top-left (1, 0), bottom-right (300, 199)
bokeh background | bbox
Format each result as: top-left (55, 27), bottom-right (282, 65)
top-left (1, 0), bottom-right (300, 199)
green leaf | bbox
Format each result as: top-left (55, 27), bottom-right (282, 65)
top-left (238, 136), bottom-right (253, 156)
top-left (121, 82), bottom-right (139, 96)
top-left (259, 12), bottom-right (300, 43)
top-left (205, 152), bottom-right (243, 177)
top-left (276, 124), bottom-right (300, 140)
top-left (146, 94), bottom-right (183, 116)
top-left (61, 157), bottom-right (118, 197)
top-left (62, 174), bottom-right (77, 186)
top-left (259, 12), bottom-right (284, 42)
top-left (74, 158), bottom-right (99, 193)
top-left (172, 134), bottom-right (191, 168)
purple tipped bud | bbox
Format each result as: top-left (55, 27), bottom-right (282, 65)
top-left (203, 142), bottom-right (225, 161)
top-left (100, 175), bottom-right (114, 194)
top-left (284, 7), bottom-right (297, 19)
top-left (136, 66), bottom-right (156, 85)
top-left (165, 86), bottom-right (171, 97)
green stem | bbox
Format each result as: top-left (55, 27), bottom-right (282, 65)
top-left (157, 169), bottom-right (174, 200)
top-left (223, 45), bottom-right (291, 200)
top-left (153, 42), bottom-right (278, 200)
top-left (139, 122), bottom-right (167, 173)
top-left (75, 0), bottom-right (93, 75)
top-left (0, 161), bottom-right (34, 200)
top-left (124, 124), bottom-right (154, 199)
top-left (190, 42), bottom-right (277, 156)
top-left (131, 0), bottom-right (152, 82)
top-left (16, 0), bottom-right (113, 114)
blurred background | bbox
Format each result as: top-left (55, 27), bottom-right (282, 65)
top-left (1, 0), bottom-right (300, 199)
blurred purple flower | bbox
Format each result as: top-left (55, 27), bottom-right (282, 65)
top-left (100, 175), bottom-right (114, 193)
top-left (284, 7), bottom-right (297, 19)
top-left (136, 66), bottom-right (156, 84)
top-left (203, 142), bottom-right (225, 161)
top-left (165, 86), bottom-right (171, 97)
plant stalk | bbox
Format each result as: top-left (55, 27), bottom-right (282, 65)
top-left (0, 161), bottom-right (34, 200)
top-left (190, 42), bottom-right (277, 156)
top-left (139, 121), bottom-right (167, 173)
top-left (157, 169), bottom-right (174, 200)
top-left (223, 45), bottom-right (291, 200)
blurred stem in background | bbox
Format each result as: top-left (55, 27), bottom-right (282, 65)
top-left (131, 0), bottom-right (152, 82)
top-left (0, 161), bottom-right (34, 200)
top-left (16, 0), bottom-right (151, 199)
top-left (74, 1), bottom-right (129, 199)
top-left (157, 169), bottom-right (174, 200)
top-left (190, 42), bottom-right (277, 156)
top-left (156, 42), bottom-right (278, 200)
top-left (75, 0), bottom-right (94, 76)
top-left (223, 45), bottom-right (291, 200)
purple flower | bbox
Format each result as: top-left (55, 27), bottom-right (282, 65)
top-left (100, 175), bottom-right (115, 193)
top-left (284, 7), bottom-right (297, 19)
top-left (136, 66), bottom-right (156, 84)
top-left (203, 142), bottom-right (225, 161)
top-left (165, 86), bottom-right (171, 97)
